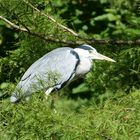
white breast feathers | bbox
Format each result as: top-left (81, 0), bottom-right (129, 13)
top-left (75, 57), bottom-right (92, 76)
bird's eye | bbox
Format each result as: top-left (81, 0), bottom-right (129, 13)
top-left (89, 50), bottom-right (92, 53)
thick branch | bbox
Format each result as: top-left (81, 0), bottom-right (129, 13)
top-left (22, 0), bottom-right (79, 37)
top-left (0, 15), bottom-right (140, 46)
top-left (87, 39), bottom-right (140, 45)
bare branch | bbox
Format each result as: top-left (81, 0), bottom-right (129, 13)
top-left (0, 15), bottom-right (140, 46)
top-left (22, 0), bottom-right (79, 37)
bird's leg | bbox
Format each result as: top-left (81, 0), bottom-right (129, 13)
top-left (50, 92), bottom-right (59, 113)
top-left (45, 87), bottom-right (54, 100)
top-left (45, 87), bottom-right (57, 113)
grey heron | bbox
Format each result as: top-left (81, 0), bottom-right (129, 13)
top-left (10, 44), bottom-right (115, 103)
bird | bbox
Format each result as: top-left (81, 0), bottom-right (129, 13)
top-left (10, 44), bottom-right (115, 103)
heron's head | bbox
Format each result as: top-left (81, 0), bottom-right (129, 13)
top-left (75, 44), bottom-right (116, 62)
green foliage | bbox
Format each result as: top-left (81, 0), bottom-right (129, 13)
top-left (0, 0), bottom-right (140, 96)
top-left (53, 0), bottom-right (140, 37)
top-left (0, 90), bottom-right (140, 139)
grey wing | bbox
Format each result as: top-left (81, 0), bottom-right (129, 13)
top-left (16, 47), bottom-right (79, 95)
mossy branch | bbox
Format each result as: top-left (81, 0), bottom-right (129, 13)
top-left (0, 15), bottom-right (140, 46)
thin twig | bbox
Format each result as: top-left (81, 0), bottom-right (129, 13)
top-left (22, 0), bottom-right (79, 37)
top-left (0, 16), bottom-right (27, 32)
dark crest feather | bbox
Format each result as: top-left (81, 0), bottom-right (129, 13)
top-left (77, 44), bottom-right (93, 51)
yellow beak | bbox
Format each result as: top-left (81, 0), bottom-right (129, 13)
top-left (90, 52), bottom-right (116, 62)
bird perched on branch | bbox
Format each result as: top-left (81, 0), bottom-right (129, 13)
top-left (10, 44), bottom-right (115, 103)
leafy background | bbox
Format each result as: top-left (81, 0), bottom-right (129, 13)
top-left (0, 0), bottom-right (140, 139)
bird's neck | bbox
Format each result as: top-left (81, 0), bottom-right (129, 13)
top-left (75, 56), bottom-right (92, 76)
top-left (74, 48), bottom-right (92, 76)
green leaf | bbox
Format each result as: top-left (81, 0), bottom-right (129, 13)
top-left (72, 83), bottom-right (90, 94)
top-left (0, 82), bottom-right (9, 89)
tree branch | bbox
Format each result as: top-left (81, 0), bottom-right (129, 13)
top-left (0, 15), bottom-right (140, 46)
top-left (87, 39), bottom-right (140, 45)
top-left (0, 16), bottom-right (27, 32)
top-left (22, 0), bottom-right (79, 37)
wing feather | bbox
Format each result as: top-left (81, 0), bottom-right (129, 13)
top-left (16, 47), bottom-right (79, 94)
